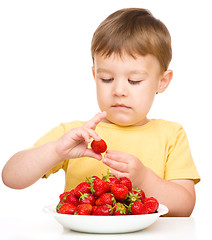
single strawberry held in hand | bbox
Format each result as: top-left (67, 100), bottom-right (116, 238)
top-left (91, 139), bottom-right (107, 154)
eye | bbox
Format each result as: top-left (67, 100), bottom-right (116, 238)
top-left (101, 78), bottom-right (114, 83)
top-left (128, 80), bottom-right (142, 85)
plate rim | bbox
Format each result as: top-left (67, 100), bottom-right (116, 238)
top-left (43, 203), bottom-right (168, 233)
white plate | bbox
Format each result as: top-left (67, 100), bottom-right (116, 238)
top-left (43, 204), bottom-right (168, 233)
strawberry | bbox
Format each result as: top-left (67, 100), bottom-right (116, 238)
top-left (91, 139), bottom-right (107, 154)
top-left (119, 177), bottom-right (132, 191)
top-left (57, 202), bottom-right (76, 214)
top-left (130, 201), bottom-right (147, 215)
top-left (142, 197), bottom-right (159, 214)
top-left (79, 193), bottom-right (95, 206)
top-left (134, 188), bottom-right (146, 199)
top-left (56, 202), bottom-right (63, 213)
top-left (91, 178), bottom-right (110, 197)
top-left (86, 175), bottom-right (100, 186)
top-left (92, 204), bottom-right (113, 216)
top-left (95, 193), bottom-right (116, 206)
top-left (92, 206), bottom-right (98, 214)
top-left (111, 184), bottom-right (128, 201)
top-left (113, 202), bottom-right (128, 215)
top-left (127, 189), bottom-right (145, 204)
top-left (74, 182), bottom-right (91, 198)
top-left (59, 191), bottom-right (70, 201)
top-left (70, 189), bottom-right (75, 195)
top-left (74, 203), bottom-right (92, 215)
top-left (60, 193), bottom-right (79, 206)
top-left (102, 173), bottom-right (120, 187)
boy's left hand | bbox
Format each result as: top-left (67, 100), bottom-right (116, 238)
top-left (102, 150), bottom-right (147, 188)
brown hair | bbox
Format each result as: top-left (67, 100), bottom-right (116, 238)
top-left (91, 8), bottom-right (172, 72)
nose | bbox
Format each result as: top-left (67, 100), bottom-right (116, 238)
top-left (112, 79), bottom-right (128, 97)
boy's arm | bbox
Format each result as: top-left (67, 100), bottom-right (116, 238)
top-left (2, 142), bottom-right (62, 189)
top-left (2, 112), bottom-right (107, 189)
top-left (103, 151), bottom-right (196, 217)
top-left (140, 168), bottom-right (196, 217)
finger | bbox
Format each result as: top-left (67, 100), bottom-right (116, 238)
top-left (109, 169), bottom-right (129, 178)
top-left (103, 156), bottom-right (128, 173)
top-left (84, 111), bottom-right (107, 130)
top-left (74, 129), bottom-right (91, 144)
top-left (75, 128), bottom-right (99, 143)
top-left (84, 149), bottom-right (103, 161)
top-left (86, 128), bottom-right (101, 142)
top-left (105, 151), bottom-right (130, 164)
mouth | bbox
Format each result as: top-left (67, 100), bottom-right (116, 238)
top-left (111, 104), bottom-right (131, 110)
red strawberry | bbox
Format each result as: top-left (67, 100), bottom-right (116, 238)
top-left (57, 202), bottom-right (76, 214)
top-left (113, 202), bottom-right (128, 215)
top-left (70, 189), bottom-right (75, 195)
top-left (127, 189), bottom-right (145, 204)
top-left (111, 184), bottom-right (128, 201)
top-left (119, 177), bottom-right (132, 191)
top-left (92, 178), bottom-right (110, 197)
top-left (86, 175), bottom-right (100, 186)
top-left (142, 197), bottom-right (159, 214)
top-left (102, 173), bottom-right (120, 187)
top-left (74, 203), bottom-right (92, 215)
top-left (64, 194), bottom-right (79, 206)
top-left (74, 182), bottom-right (91, 198)
top-left (92, 204), bottom-right (113, 216)
top-left (59, 191), bottom-right (70, 201)
top-left (92, 206), bottom-right (98, 214)
top-left (95, 193), bottom-right (116, 206)
top-left (56, 202), bottom-right (63, 213)
top-left (134, 188), bottom-right (146, 199)
top-left (130, 201), bottom-right (147, 215)
top-left (79, 193), bottom-right (95, 206)
top-left (91, 139), bottom-right (107, 154)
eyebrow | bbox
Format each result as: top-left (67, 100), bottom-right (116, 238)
top-left (129, 70), bottom-right (148, 76)
top-left (96, 68), bottom-right (113, 74)
top-left (97, 68), bottom-right (148, 76)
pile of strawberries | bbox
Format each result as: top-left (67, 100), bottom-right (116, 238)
top-left (56, 173), bottom-right (159, 216)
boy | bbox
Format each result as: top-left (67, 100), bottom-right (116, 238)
top-left (2, 8), bottom-right (200, 217)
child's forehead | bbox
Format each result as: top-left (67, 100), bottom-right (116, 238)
top-left (94, 52), bottom-right (161, 69)
top-left (94, 51), bottom-right (138, 61)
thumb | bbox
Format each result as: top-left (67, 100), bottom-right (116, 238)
top-left (83, 149), bottom-right (103, 161)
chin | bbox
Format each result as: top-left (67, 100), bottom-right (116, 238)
top-left (107, 116), bottom-right (135, 127)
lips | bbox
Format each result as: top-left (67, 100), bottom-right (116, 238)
top-left (112, 104), bottom-right (131, 109)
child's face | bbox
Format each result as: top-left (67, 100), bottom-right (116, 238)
top-left (92, 52), bottom-right (167, 126)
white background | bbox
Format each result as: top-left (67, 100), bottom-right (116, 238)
top-left (0, 0), bottom-right (211, 237)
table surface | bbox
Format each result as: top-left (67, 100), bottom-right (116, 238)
top-left (0, 212), bottom-right (209, 240)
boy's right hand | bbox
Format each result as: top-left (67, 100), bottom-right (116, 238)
top-left (54, 112), bottom-right (107, 161)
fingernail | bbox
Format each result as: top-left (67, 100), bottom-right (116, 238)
top-left (103, 158), bottom-right (107, 163)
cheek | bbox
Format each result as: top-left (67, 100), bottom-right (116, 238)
top-left (96, 84), bottom-right (108, 107)
top-left (133, 87), bottom-right (156, 110)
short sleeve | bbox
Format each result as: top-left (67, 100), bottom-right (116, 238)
top-left (164, 126), bottom-right (200, 184)
top-left (33, 124), bottom-right (67, 179)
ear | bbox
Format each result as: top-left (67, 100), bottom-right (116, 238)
top-left (157, 70), bottom-right (173, 93)
top-left (92, 66), bottom-right (95, 79)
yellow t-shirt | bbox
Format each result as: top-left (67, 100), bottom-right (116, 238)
top-left (34, 119), bottom-right (200, 191)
